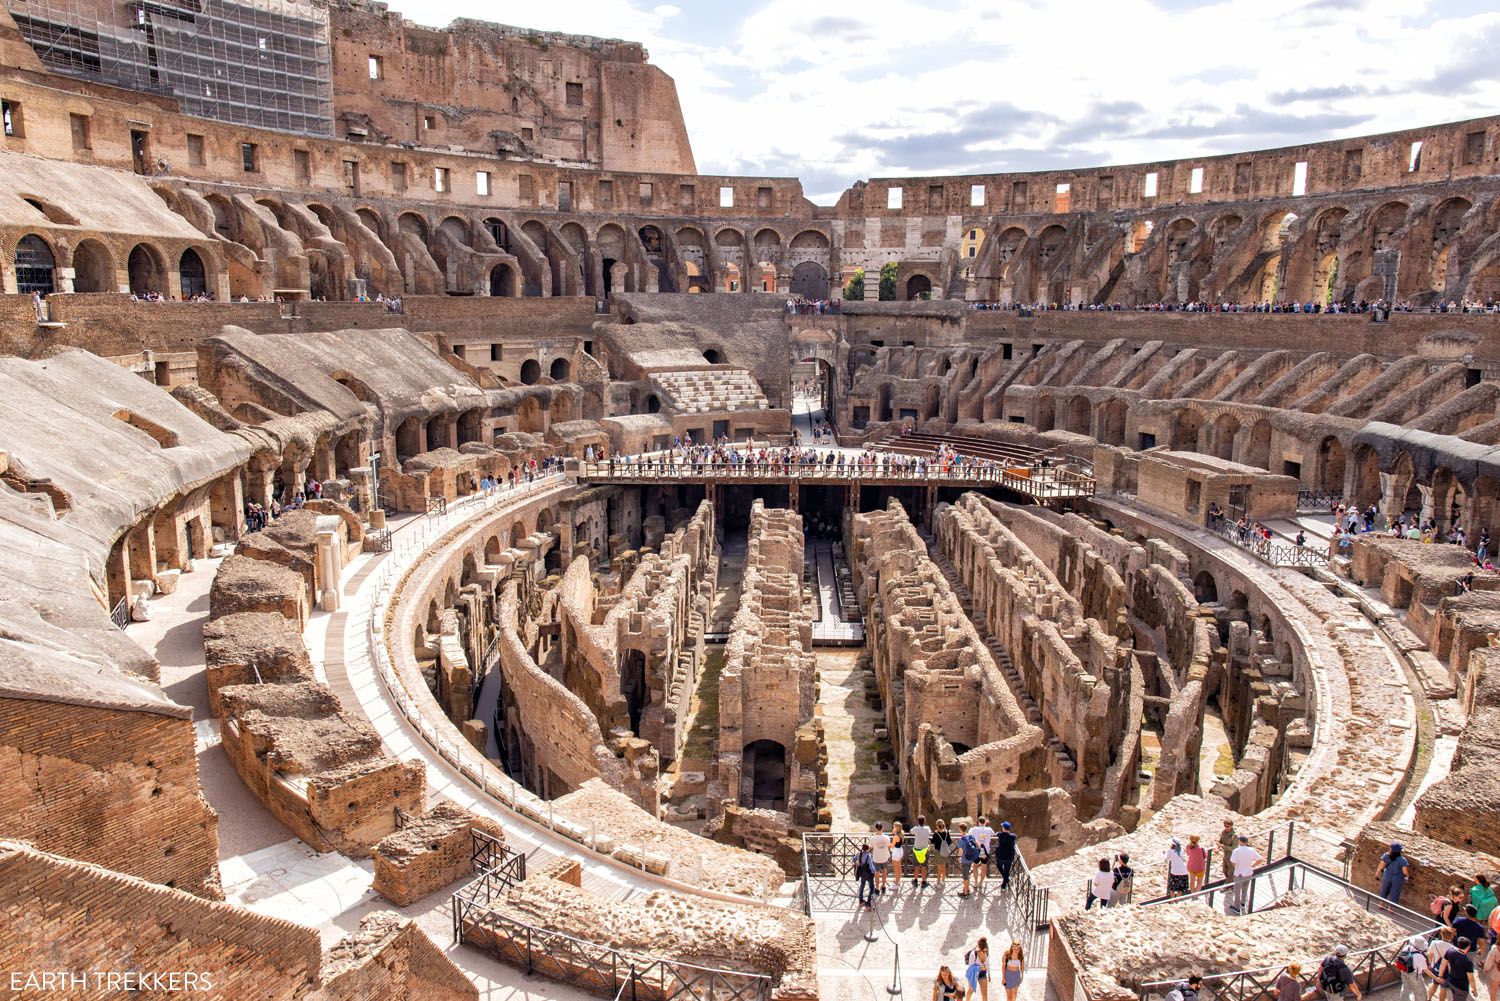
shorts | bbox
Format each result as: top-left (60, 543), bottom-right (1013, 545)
top-left (960, 858), bottom-right (973, 878)
top-left (876, 860), bottom-right (892, 873)
top-left (1168, 873), bottom-right (1190, 895)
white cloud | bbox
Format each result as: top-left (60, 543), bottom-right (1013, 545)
top-left (375, 0), bottom-right (1500, 204)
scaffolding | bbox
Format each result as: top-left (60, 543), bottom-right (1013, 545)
top-left (7, 0), bottom-right (333, 135)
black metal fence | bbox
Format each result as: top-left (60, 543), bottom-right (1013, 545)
top-left (365, 527), bottom-right (392, 553)
top-left (1206, 517), bottom-right (1327, 568)
top-left (1296, 489), bottom-right (1340, 512)
top-left (109, 595), bottom-right (130, 630)
top-left (452, 886), bottom-right (771, 1001)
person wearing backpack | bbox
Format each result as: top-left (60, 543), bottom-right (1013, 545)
top-left (1315, 946), bottom-right (1363, 1001)
top-left (957, 822), bottom-right (981, 898)
top-left (1397, 936), bottom-right (1431, 1001)
top-left (855, 842), bottom-right (877, 909)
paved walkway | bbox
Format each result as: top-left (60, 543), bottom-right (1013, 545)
top-left (811, 540), bottom-right (862, 643)
top-left (817, 650), bottom-right (897, 829)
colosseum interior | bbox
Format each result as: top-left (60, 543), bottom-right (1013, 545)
top-left (3, 1), bottom-right (1500, 999)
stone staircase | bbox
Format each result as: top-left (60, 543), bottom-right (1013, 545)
top-left (928, 542), bottom-right (1080, 779)
top-left (652, 368), bottom-right (768, 414)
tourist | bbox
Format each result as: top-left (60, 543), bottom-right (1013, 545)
top-left (1186, 834), bottom-right (1208, 892)
top-left (1086, 857), bottom-right (1113, 910)
top-left (1471, 876), bottom-right (1497, 925)
top-left (1378, 842), bottom-right (1410, 907)
top-left (910, 815), bottom-right (933, 889)
top-left (1454, 907), bottom-right (1487, 958)
top-left (1439, 939), bottom-right (1478, 1001)
top-left (1219, 818), bottom-right (1238, 882)
top-left (992, 820), bottom-right (1017, 889)
top-left (870, 822), bottom-right (892, 895)
top-left (1398, 937), bottom-right (1431, 1001)
top-left (1165, 837), bottom-right (1191, 898)
top-left (1167, 975), bottom-right (1203, 1001)
top-left (933, 965), bottom-right (966, 1001)
top-left (957, 821), bottom-right (981, 898)
top-left (1280, 964), bottom-right (1305, 1001)
top-left (1312, 945), bottom-right (1363, 1001)
top-left (1440, 887), bottom-right (1469, 928)
top-left (1481, 933), bottom-right (1500, 1001)
top-left (932, 820), bottom-right (954, 884)
top-left (1000, 942), bottom-right (1024, 1001)
top-left (890, 821), bottom-right (906, 888)
top-left (1229, 834), bottom-right (1264, 915)
top-left (855, 842), bottom-right (876, 909)
top-left (963, 937), bottom-right (989, 1001)
top-left (969, 815), bottom-right (994, 890)
top-left (1112, 852), bottom-right (1135, 905)
top-left (1432, 929), bottom-right (1460, 1001)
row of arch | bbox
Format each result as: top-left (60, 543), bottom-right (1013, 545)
top-left (8, 231), bottom-right (210, 297)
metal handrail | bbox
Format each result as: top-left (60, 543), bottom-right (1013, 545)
top-left (1205, 517), bottom-right (1327, 568)
top-left (452, 882), bottom-right (773, 1001)
top-left (574, 458), bottom-right (1096, 497)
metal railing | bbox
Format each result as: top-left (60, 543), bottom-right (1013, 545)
top-left (574, 457), bottom-right (1096, 498)
top-left (109, 595), bottom-right (130, 630)
top-left (1206, 517), bottom-right (1327, 568)
top-left (451, 884), bottom-right (772, 1001)
top-left (1296, 490), bottom-right (1340, 513)
top-left (365, 527), bottom-right (392, 553)
top-left (470, 828), bottom-right (526, 888)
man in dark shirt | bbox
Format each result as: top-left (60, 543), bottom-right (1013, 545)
top-left (992, 820), bottom-right (1018, 889)
top-left (1440, 938), bottom-right (1477, 1001)
top-left (1452, 908), bottom-right (1487, 956)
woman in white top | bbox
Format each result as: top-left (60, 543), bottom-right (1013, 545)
top-left (1165, 838), bottom-right (1191, 897)
top-left (1088, 857), bottom-right (1114, 909)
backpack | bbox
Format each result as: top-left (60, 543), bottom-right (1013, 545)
top-left (1319, 959), bottom-right (1347, 994)
top-left (960, 835), bottom-right (982, 863)
top-left (1395, 946), bottom-right (1415, 974)
top-left (856, 851), bottom-right (874, 877)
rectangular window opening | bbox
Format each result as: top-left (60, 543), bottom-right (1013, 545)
top-left (638, 181), bottom-right (653, 207)
top-left (1055, 182), bottom-right (1071, 212)
top-left (558, 181), bottom-right (572, 211)
top-left (368, 55), bottom-right (382, 80)
top-left (970, 183), bottom-right (985, 207)
top-left (476, 170), bottom-right (490, 197)
top-left (565, 81), bottom-right (583, 106)
top-left (720, 186), bottom-right (734, 207)
top-left (187, 133), bottom-right (205, 166)
top-left (1189, 166), bottom-right (1204, 193)
top-left (1, 99), bottom-right (20, 137)
top-left (240, 142), bottom-right (258, 172)
top-left (69, 113), bottom-right (91, 151)
top-left (1409, 140), bottom-right (1423, 172)
top-left (1292, 160), bottom-right (1308, 196)
top-left (434, 167), bottom-right (449, 193)
top-left (1142, 171), bottom-right (1158, 197)
top-left (887, 187), bottom-right (903, 210)
top-left (391, 161), bottom-right (407, 191)
top-left (342, 159), bottom-right (360, 195)
top-left (294, 148), bottom-right (310, 183)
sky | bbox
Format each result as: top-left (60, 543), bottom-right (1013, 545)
top-left (382, 0), bottom-right (1500, 204)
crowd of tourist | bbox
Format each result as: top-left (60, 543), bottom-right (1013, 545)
top-left (785, 297), bottom-right (841, 315)
top-left (603, 439), bottom-right (1060, 481)
top-left (244, 475), bottom-right (326, 532)
top-left (967, 298), bottom-right (1500, 315)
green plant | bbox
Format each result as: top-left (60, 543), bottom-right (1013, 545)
top-left (878, 261), bottom-right (897, 301)
top-left (844, 267), bottom-right (864, 300)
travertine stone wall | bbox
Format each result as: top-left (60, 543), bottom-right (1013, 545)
top-left (1351, 821), bottom-right (1500, 912)
top-left (716, 501), bottom-right (819, 828)
top-left (1416, 646), bottom-right (1500, 855)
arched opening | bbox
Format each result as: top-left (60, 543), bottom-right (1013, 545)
top-left (549, 358), bottom-right (571, 381)
top-left (1062, 395), bottom-right (1090, 436)
top-left (1211, 413), bottom-right (1241, 461)
top-left (1256, 254), bottom-right (1281, 304)
top-left (1244, 420), bottom-right (1272, 470)
top-left (1171, 409), bottom-right (1204, 452)
top-left (127, 244), bottom-right (166, 295)
top-left (741, 739), bottom-right (787, 810)
top-left (703, 349), bottom-right (723, 364)
top-left (638, 226), bottom-right (663, 255)
top-left (71, 239), bottom-right (113, 293)
top-left (334, 432), bottom-right (362, 477)
top-left (490, 263), bottom-right (516, 297)
top-left (457, 408), bottom-right (484, 446)
top-left (178, 248), bottom-right (208, 298)
top-left (14, 234), bottom-right (56, 294)
top-left (905, 274), bottom-right (932, 299)
top-left (1097, 399), bottom-right (1128, 447)
top-left (396, 416), bottom-right (423, 462)
top-left (621, 649), bottom-right (647, 735)
top-left (520, 359), bottom-right (541, 385)
top-left (1351, 445), bottom-right (1382, 509)
top-left (645, 394), bottom-right (661, 414)
top-left (790, 261), bottom-right (829, 299)
top-left (510, 521), bottom-right (526, 548)
top-left (1318, 436), bottom-right (1346, 493)
top-left (1193, 570), bottom-right (1219, 604)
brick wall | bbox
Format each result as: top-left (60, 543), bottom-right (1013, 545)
top-left (1351, 822), bottom-right (1499, 912)
top-left (0, 698), bottom-right (220, 896)
top-left (0, 841), bottom-right (320, 999)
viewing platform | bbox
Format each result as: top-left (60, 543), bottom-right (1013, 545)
top-left (568, 454), bottom-right (1096, 501)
